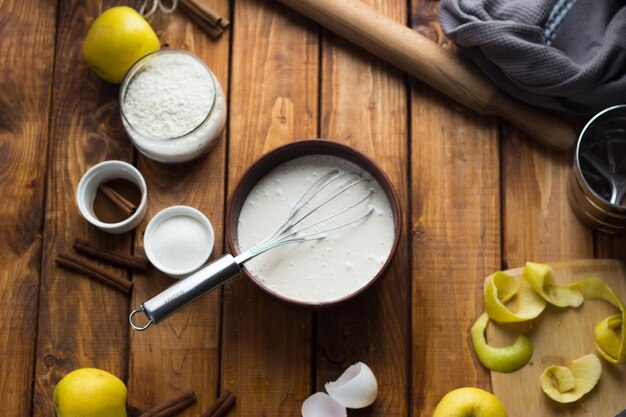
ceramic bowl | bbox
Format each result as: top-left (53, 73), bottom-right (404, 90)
top-left (225, 139), bottom-right (402, 308)
top-left (76, 160), bottom-right (148, 234)
top-left (144, 205), bottom-right (215, 278)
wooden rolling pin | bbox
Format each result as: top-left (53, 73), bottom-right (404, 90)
top-left (276, 0), bottom-right (578, 151)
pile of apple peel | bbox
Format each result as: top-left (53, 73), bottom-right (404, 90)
top-left (471, 262), bottom-right (625, 403)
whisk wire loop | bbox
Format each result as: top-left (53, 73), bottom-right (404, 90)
top-left (249, 169), bottom-right (343, 251)
top-left (240, 170), bottom-right (376, 262)
top-left (285, 176), bottom-right (372, 233)
top-left (279, 189), bottom-right (374, 240)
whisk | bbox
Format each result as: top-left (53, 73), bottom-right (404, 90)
top-left (129, 169), bottom-right (375, 330)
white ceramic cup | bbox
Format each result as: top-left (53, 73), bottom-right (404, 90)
top-left (144, 205), bottom-right (215, 278)
top-left (76, 160), bottom-right (148, 234)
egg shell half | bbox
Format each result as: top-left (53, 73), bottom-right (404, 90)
top-left (302, 392), bottom-right (347, 417)
top-left (324, 362), bottom-right (378, 408)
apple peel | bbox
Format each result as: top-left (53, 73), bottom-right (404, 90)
top-left (483, 263), bottom-right (625, 364)
top-left (523, 262), bottom-right (584, 308)
top-left (540, 354), bottom-right (602, 403)
top-left (571, 276), bottom-right (626, 363)
top-left (471, 312), bottom-right (533, 372)
top-left (484, 271), bottom-right (546, 323)
top-left (595, 314), bottom-right (624, 363)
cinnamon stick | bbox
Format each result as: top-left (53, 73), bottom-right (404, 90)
top-left (181, 8), bottom-right (224, 38)
top-left (99, 184), bottom-right (137, 216)
top-left (179, 0), bottom-right (229, 38)
top-left (201, 390), bottom-right (236, 417)
top-left (55, 253), bottom-right (132, 294)
top-left (182, 0), bottom-right (229, 28)
top-left (73, 238), bottom-right (150, 271)
top-left (139, 391), bottom-right (196, 417)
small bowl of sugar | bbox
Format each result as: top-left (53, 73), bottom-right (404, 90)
top-left (144, 205), bottom-right (215, 278)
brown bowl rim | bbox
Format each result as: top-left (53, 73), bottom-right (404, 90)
top-left (225, 139), bottom-right (402, 308)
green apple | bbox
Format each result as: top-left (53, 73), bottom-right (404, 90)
top-left (432, 387), bottom-right (507, 417)
top-left (53, 368), bottom-right (127, 417)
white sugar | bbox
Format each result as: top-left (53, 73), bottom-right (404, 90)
top-left (151, 216), bottom-right (211, 271)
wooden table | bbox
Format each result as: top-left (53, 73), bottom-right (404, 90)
top-left (2, 1), bottom-right (624, 416)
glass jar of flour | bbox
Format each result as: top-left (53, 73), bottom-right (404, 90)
top-left (119, 49), bottom-right (227, 163)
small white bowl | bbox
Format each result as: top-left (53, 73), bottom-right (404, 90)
top-left (76, 160), bottom-right (148, 234)
top-left (144, 205), bottom-right (215, 278)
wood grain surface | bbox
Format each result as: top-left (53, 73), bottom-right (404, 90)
top-left (487, 259), bottom-right (626, 417)
top-left (409, 1), bottom-right (499, 415)
top-left (501, 126), bottom-right (593, 266)
top-left (317, 1), bottom-right (409, 416)
top-left (0, 1), bottom-right (624, 417)
top-left (276, 0), bottom-right (578, 151)
top-left (126, 2), bottom-right (230, 415)
top-left (33, 1), bottom-right (135, 416)
top-left (0, 1), bottom-right (57, 415)
top-left (221, 1), bottom-right (318, 416)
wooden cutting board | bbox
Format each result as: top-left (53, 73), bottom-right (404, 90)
top-left (486, 259), bottom-right (626, 417)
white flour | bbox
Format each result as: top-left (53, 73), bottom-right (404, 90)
top-left (121, 51), bottom-right (226, 163)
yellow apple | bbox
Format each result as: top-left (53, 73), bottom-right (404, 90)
top-left (432, 387), bottom-right (507, 417)
top-left (53, 368), bottom-right (127, 417)
top-left (83, 6), bottom-right (160, 83)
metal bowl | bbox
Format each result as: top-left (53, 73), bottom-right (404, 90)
top-left (225, 139), bottom-right (402, 307)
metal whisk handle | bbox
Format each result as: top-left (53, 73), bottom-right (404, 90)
top-left (129, 254), bottom-right (241, 331)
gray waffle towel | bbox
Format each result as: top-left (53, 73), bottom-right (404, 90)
top-left (439, 0), bottom-right (626, 115)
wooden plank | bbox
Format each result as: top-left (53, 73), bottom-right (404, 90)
top-left (0, 0), bottom-right (57, 415)
top-left (409, 2), bottom-right (500, 416)
top-left (317, 0), bottom-right (409, 416)
top-left (497, 127), bottom-right (594, 417)
top-left (501, 129), bottom-right (593, 267)
top-left (126, 2), bottom-right (230, 415)
top-left (32, 1), bottom-right (135, 416)
top-left (596, 235), bottom-right (626, 260)
top-left (221, 0), bottom-right (319, 415)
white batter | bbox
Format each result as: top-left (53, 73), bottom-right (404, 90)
top-left (237, 155), bottom-right (395, 303)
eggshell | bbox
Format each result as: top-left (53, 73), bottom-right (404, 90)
top-left (324, 362), bottom-right (378, 408)
top-left (302, 392), bottom-right (347, 417)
